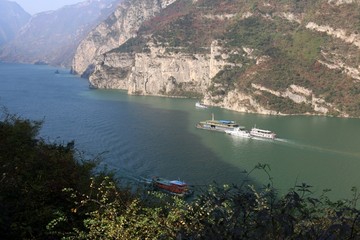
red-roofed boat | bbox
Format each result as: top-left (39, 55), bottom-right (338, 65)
top-left (152, 177), bottom-right (193, 197)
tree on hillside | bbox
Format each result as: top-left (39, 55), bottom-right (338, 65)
top-left (0, 110), bottom-right (98, 239)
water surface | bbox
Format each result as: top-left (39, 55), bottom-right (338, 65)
top-left (1, 62), bottom-right (360, 200)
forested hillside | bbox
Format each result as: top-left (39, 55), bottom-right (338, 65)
top-left (75, 0), bottom-right (360, 117)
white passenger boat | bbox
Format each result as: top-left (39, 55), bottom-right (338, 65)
top-left (195, 102), bottom-right (208, 109)
top-left (225, 127), bottom-right (252, 138)
top-left (250, 126), bottom-right (276, 139)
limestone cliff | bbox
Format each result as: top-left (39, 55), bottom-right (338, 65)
top-left (90, 43), bottom-right (212, 96)
top-left (72, 0), bottom-right (176, 77)
top-left (76, 0), bottom-right (360, 117)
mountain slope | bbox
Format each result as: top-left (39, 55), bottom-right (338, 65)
top-left (75, 0), bottom-right (360, 117)
top-left (0, 0), bottom-right (121, 67)
top-left (71, 0), bottom-right (176, 77)
top-left (0, 0), bottom-right (31, 46)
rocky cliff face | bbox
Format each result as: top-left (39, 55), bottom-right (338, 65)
top-left (72, 0), bottom-right (176, 77)
top-left (0, 0), bottom-right (119, 67)
top-left (75, 0), bottom-right (360, 117)
top-left (90, 43), bottom-right (211, 95)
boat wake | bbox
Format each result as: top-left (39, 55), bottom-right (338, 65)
top-left (271, 138), bottom-right (360, 158)
top-left (137, 176), bottom-right (153, 184)
top-left (274, 138), bottom-right (290, 143)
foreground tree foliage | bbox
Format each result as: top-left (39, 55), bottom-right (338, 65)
top-left (0, 110), bottom-right (99, 239)
top-left (1, 111), bottom-right (360, 239)
top-left (53, 173), bottom-right (360, 240)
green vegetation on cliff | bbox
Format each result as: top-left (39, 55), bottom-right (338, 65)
top-left (108, 0), bottom-right (360, 117)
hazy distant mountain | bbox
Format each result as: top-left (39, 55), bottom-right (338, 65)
top-left (0, 0), bottom-right (31, 46)
top-left (0, 0), bottom-right (121, 67)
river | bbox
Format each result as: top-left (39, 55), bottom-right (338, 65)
top-left (1, 62), bottom-right (360, 200)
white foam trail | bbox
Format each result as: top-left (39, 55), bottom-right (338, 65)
top-left (274, 138), bottom-right (289, 143)
top-left (273, 138), bottom-right (360, 158)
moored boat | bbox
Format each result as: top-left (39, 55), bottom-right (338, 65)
top-left (225, 127), bottom-right (252, 138)
top-left (195, 102), bottom-right (208, 109)
top-left (152, 177), bottom-right (193, 197)
top-left (196, 114), bottom-right (239, 132)
top-left (250, 126), bottom-right (276, 139)
top-left (89, 83), bottom-right (97, 89)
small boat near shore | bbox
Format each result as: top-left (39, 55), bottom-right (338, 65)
top-left (250, 126), bottom-right (276, 139)
top-left (152, 177), bottom-right (193, 197)
top-left (89, 83), bottom-right (98, 89)
top-left (196, 114), bottom-right (240, 132)
top-left (225, 127), bottom-right (252, 138)
top-left (195, 102), bottom-right (208, 109)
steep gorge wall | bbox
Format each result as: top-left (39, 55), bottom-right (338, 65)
top-left (72, 0), bottom-right (176, 76)
top-left (90, 44), bottom-right (216, 96)
top-left (0, 0), bottom-right (117, 67)
top-left (79, 0), bottom-right (360, 117)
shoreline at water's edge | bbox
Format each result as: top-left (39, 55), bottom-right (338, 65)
top-left (84, 83), bottom-right (358, 119)
top-left (67, 66), bottom-right (357, 119)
